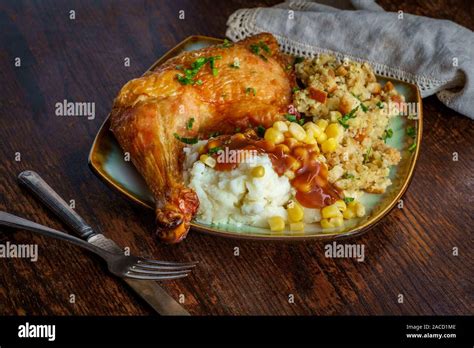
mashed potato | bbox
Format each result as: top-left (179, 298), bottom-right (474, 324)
top-left (184, 142), bottom-right (293, 227)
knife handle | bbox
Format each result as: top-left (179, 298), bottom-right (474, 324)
top-left (18, 170), bottom-right (96, 240)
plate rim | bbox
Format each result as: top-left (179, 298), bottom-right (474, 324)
top-left (88, 35), bottom-right (423, 241)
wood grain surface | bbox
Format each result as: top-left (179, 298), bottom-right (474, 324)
top-left (0, 0), bottom-right (472, 316)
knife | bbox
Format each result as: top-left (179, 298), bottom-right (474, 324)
top-left (18, 170), bottom-right (190, 316)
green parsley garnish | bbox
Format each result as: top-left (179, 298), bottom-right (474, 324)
top-left (376, 101), bottom-right (384, 109)
top-left (256, 125), bottom-right (266, 137)
top-left (294, 57), bottom-right (304, 64)
top-left (406, 127), bottom-right (416, 138)
top-left (245, 87), bottom-right (256, 96)
top-left (382, 128), bottom-right (393, 143)
top-left (360, 103), bottom-right (368, 112)
top-left (363, 147), bottom-right (372, 164)
top-left (284, 114), bottom-right (297, 122)
top-left (292, 87), bottom-right (300, 93)
top-left (250, 41), bottom-right (271, 61)
top-left (208, 146), bottom-right (222, 155)
top-left (342, 173), bottom-right (355, 179)
top-left (173, 133), bottom-right (198, 144)
top-left (235, 127), bottom-right (241, 133)
top-left (343, 197), bottom-right (355, 204)
top-left (338, 106), bottom-right (359, 129)
top-left (175, 56), bottom-right (221, 85)
top-left (222, 39), bottom-right (233, 48)
top-left (408, 142), bottom-right (417, 153)
top-left (186, 117), bottom-right (195, 130)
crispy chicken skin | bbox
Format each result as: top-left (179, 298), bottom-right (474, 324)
top-left (110, 33), bottom-right (293, 243)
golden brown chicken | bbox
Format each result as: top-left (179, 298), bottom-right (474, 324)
top-left (110, 33), bottom-right (293, 243)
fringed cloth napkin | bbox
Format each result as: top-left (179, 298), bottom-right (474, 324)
top-left (226, 0), bottom-right (474, 119)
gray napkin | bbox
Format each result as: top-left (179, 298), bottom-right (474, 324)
top-left (226, 0), bottom-right (474, 119)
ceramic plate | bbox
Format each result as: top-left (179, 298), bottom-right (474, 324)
top-left (88, 36), bottom-right (422, 241)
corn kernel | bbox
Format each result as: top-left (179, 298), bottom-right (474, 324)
top-left (289, 122), bottom-right (306, 141)
top-left (264, 128), bottom-right (284, 144)
top-left (287, 202), bottom-right (304, 222)
top-left (355, 202), bottom-right (366, 217)
top-left (303, 131), bottom-right (317, 144)
top-left (334, 199), bottom-right (347, 212)
top-left (290, 222), bottom-right (305, 231)
top-left (321, 204), bottom-right (342, 219)
top-left (284, 170), bottom-right (295, 180)
top-left (273, 121), bottom-right (289, 132)
top-left (329, 216), bottom-right (344, 227)
top-left (304, 122), bottom-right (324, 138)
top-left (207, 139), bottom-right (220, 150)
top-left (315, 119), bottom-right (328, 131)
top-left (316, 132), bottom-right (328, 144)
top-left (251, 165), bottom-right (265, 178)
top-left (321, 138), bottom-right (337, 153)
top-left (325, 123), bottom-right (342, 138)
top-left (268, 216), bottom-right (285, 232)
top-left (343, 207), bottom-right (356, 219)
top-left (234, 133), bottom-right (246, 141)
top-left (200, 154), bottom-right (216, 168)
top-left (320, 218), bottom-right (333, 229)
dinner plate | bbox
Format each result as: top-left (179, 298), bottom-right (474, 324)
top-left (88, 35), bottom-right (422, 241)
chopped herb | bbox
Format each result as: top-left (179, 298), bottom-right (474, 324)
top-left (342, 173), bottom-right (355, 179)
top-left (173, 133), bottom-right (198, 144)
top-left (256, 125), bottom-right (266, 137)
top-left (298, 118), bottom-right (306, 126)
top-left (186, 117), bottom-right (195, 130)
top-left (363, 147), bottom-right (372, 164)
top-left (408, 142), bottom-right (417, 153)
top-left (245, 87), bottom-right (256, 96)
top-left (285, 114), bottom-right (297, 122)
top-left (351, 92), bottom-right (361, 100)
top-left (406, 126), bottom-right (416, 138)
top-left (292, 87), bottom-right (300, 93)
top-left (338, 106), bottom-right (359, 129)
top-left (360, 103), bottom-right (368, 112)
top-left (235, 127), bottom-right (241, 133)
top-left (382, 128), bottom-right (393, 143)
top-left (209, 131), bottom-right (221, 138)
top-left (285, 64), bottom-right (292, 71)
top-left (175, 56), bottom-right (221, 85)
top-left (208, 146), bottom-right (222, 155)
top-left (222, 39), bottom-right (233, 48)
top-left (294, 57), bottom-right (304, 64)
top-left (376, 101), bottom-right (384, 109)
top-left (343, 197), bottom-right (355, 204)
top-left (249, 41), bottom-right (271, 61)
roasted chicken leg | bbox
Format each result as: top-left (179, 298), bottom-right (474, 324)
top-left (110, 33), bottom-right (293, 243)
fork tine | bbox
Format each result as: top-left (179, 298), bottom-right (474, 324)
top-left (137, 259), bottom-right (199, 267)
top-left (134, 262), bottom-right (196, 271)
top-left (129, 266), bottom-right (191, 276)
top-left (125, 272), bottom-right (189, 281)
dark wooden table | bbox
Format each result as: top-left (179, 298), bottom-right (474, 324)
top-left (0, 0), bottom-right (472, 316)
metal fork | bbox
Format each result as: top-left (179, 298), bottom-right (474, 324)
top-left (0, 211), bottom-right (196, 280)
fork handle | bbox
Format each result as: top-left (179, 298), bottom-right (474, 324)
top-left (18, 170), bottom-right (96, 240)
top-left (0, 211), bottom-right (108, 258)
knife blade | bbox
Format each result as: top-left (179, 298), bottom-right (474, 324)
top-left (87, 233), bottom-right (190, 316)
top-left (18, 170), bottom-right (190, 316)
